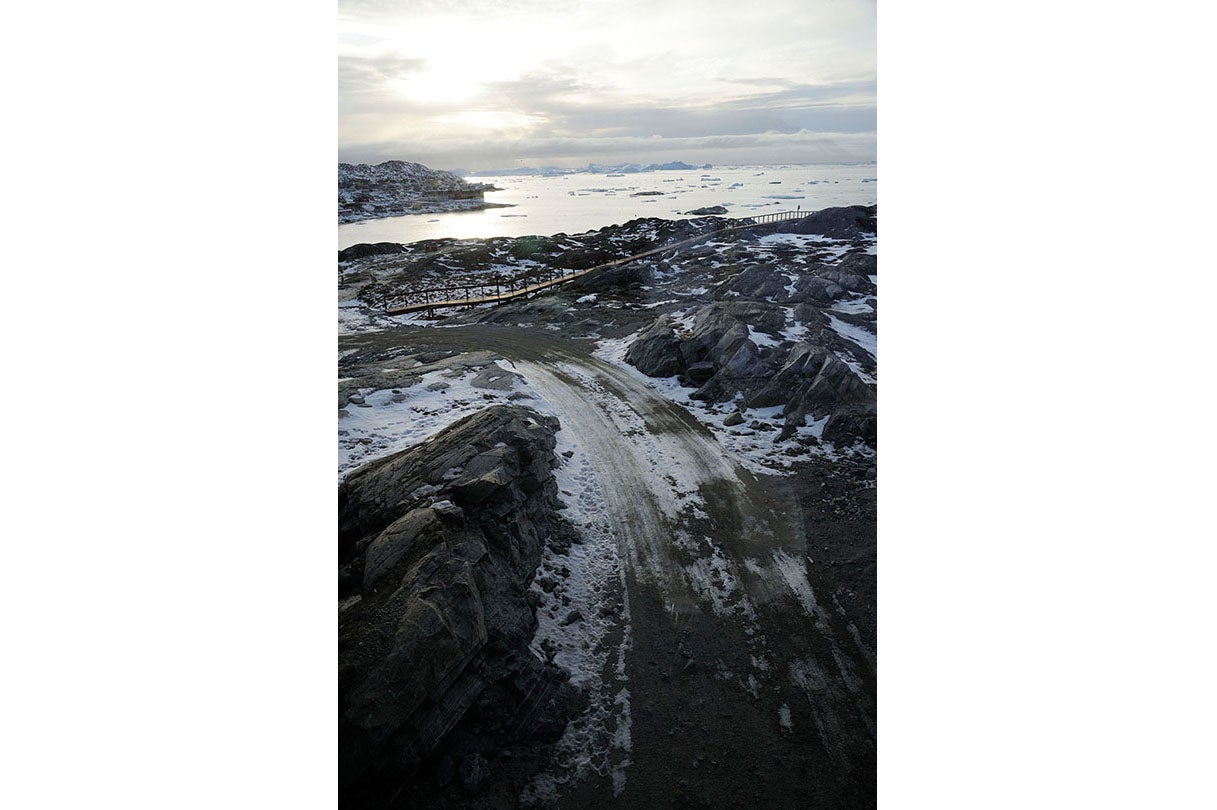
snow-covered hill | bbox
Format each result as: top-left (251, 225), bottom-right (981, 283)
top-left (338, 160), bottom-right (506, 223)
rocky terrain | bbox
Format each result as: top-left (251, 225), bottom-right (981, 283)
top-left (339, 160), bottom-right (510, 224)
top-left (338, 205), bottom-right (877, 808)
top-left (339, 406), bottom-right (585, 806)
top-left (338, 215), bottom-right (727, 314)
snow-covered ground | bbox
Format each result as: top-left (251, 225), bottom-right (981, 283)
top-left (337, 359), bottom-right (529, 479)
top-left (824, 313), bottom-right (877, 359)
top-left (830, 294), bottom-right (876, 316)
top-left (592, 334), bottom-right (840, 473)
top-left (338, 338), bottom-right (850, 799)
top-left (750, 232), bottom-right (859, 263)
top-left (338, 208), bottom-right (877, 794)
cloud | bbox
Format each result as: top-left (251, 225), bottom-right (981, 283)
top-left (469, 72), bottom-right (873, 136)
top-left (337, 0), bottom-right (875, 167)
top-left (341, 0), bottom-right (599, 21)
top-left (338, 55), bottom-right (426, 96)
top-left (717, 80), bottom-right (876, 110)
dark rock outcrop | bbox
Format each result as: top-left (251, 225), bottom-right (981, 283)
top-left (339, 160), bottom-right (502, 223)
top-left (627, 294), bottom-right (877, 447)
top-left (339, 242), bottom-right (407, 262)
top-left (742, 205), bottom-right (877, 240)
top-left (338, 406), bottom-right (581, 806)
top-left (719, 264), bottom-right (790, 301)
top-left (564, 259), bottom-right (650, 294)
top-left (837, 252), bottom-right (877, 279)
top-left (625, 316), bottom-right (686, 377)
top-left (787, 205), bottom-right (877, 239)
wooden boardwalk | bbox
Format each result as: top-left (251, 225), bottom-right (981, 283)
top-left (383, 210), bottom-right (807, 316)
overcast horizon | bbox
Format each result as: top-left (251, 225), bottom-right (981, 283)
top-left (338, 0), bottom-right (875, 171)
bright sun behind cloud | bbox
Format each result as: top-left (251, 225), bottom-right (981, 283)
top-left (339, 0), bottom-right (876, 168)
top-left (392, 64), bottom-right (482, 105)
top-left (433, 111), bottom-right (545, 132)
top-left (383, 16), bottom-right (537, 106)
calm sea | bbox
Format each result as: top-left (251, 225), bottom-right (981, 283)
top-left (336, 163), bottom-right (876, 249)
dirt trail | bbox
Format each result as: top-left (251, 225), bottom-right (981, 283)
top-left (339, 325), bottom-right (876, 808)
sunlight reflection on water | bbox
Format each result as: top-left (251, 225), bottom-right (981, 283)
top-left (337, 164), bottom-right (876, 249)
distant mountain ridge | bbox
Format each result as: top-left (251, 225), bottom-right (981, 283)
top-left (338, 160), bottom-right (505, 224)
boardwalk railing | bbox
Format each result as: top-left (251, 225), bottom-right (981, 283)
top-left (744, 210), bottom-right (807, 225)
top-left (383, 210), bottom-right (805, 316)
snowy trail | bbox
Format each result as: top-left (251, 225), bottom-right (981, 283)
top-left (340, 324), bottom-right (847, 627)
top-left (338, 325), bottom-right (876, 806)
top-left (518, 357), bottom-right (748, 594)
top-left (514, 351), bottom-right (874, 808)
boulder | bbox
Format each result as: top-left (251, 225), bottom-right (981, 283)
top-left (680, 361), bottom-right (717, 386)
top-left (812, 265), bottom-right (874, 295)
top-left (625, 317), bottom-right (686, 377)
top-left (790, 274), bottom-right (847, 304)
top-left (837, 252), bottom-right (877, 278)
top-left (718, 264), bottom-right (788, 301)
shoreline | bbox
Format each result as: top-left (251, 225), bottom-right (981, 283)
top-left (339, 200), bottom-right (515, 225)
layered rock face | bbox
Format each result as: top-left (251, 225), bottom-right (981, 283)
top-left (625, 251), bottom-right (877, 447)
top-left (338, 405), bottom-right (580, 805)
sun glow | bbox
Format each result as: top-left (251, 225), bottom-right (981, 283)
top-left (385, 18), bottom-right (536, 106)
top-left (434, 110), bottom-right (545, 132)
top-left (392, 60), bottom-right (482, 104)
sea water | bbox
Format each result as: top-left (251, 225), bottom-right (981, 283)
top-left (336, 163), bottom-right (876, 249)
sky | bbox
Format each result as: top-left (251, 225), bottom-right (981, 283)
top-left (338, 0), bottom-right (875, 170)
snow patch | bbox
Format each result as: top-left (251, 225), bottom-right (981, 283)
top-left (771, 549), bottom-right (819, 619)
top-left (824, 313), bottom-right (876, 359)
top-left (747, 325), bottom-right (781, 349)
top-left (830, 295), bottom-right (874, 315)
top-left (337, 361), bottom-right (521, 480)
top-left (683, 536), bottom-right (756, 620)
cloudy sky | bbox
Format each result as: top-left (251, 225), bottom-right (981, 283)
top-left (338, 0), bottom-right (875, 170)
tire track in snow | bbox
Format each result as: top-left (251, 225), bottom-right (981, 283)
top-left (339, 326), bottom-right (874, 803)
top-left (518, 358), bottom-right (745, 596)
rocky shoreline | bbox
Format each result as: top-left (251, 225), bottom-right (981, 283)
top-left (339, 159), bottom-right (509, 224)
